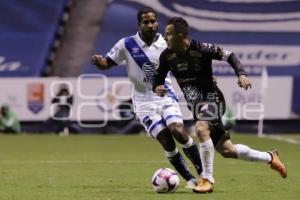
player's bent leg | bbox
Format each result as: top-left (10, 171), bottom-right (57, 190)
top-left (216, 136), bottom-right (287, 178)
top-left (194, 120), bottom-right (215, 192)
top-left (168, 122), bottom-right (203, 176)
top-left (156, 128), bottom-right (176, 152)
top-left (162, 103), bottom-right (188, 144)
top-left (137, 109), bottom-right (196, 185)
top-left (163, 103), bottom-right (203, 177)
top-left (233, 143), bottom-right (272, 163)
top-left (156, 129), bottom-right (196, 183)
top-left (167, 122), bottom-right (189, 144)
top-left (215, 137), bottom-right (238, 158)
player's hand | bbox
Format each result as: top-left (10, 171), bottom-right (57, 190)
top-left (91, 54), bottom-right (103, 66)
top-left (238, 75), bottom-right (252, 90)
top-left (155, 85), bottom-right (167, 97)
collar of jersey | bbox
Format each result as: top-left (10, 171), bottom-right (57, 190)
top-left (135, 32), bottom-right (163, 48)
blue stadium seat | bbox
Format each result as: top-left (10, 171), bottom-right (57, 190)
top-left (84, 0), bottom-right (300, 77)
top-left (0, 0), bottom-right (68, 77)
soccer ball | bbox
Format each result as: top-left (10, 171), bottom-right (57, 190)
top-left (151, 168), bottom-right (180, 193)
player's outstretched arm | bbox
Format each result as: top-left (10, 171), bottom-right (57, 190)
top-left (91, 54), bottom-right (111, 70)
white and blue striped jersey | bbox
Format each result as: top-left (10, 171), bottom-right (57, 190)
top-left (106, 32), bottom-right (177, 103)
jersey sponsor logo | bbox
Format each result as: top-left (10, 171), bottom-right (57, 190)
top-left (177, 77), bottom-right (197, 84)
top-left (189, 51), bottom-right (202, 58)
top-left (182, 85), bottom-right (201, 103)
top-left (175, 62), bottom-right (188, 72)
top-left (131, 47), bottom-right (140, 54)
top-left (142, 62), bottom-right (157, 83)
top-left (130, 47), bottom-right (146, 58)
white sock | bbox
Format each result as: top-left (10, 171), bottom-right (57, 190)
top-left (234, 144), bottom-right (272, 163)
top-left (181, 137), bottom-right (194, 148)
top-left (199, 139), bottom-right (214, 183)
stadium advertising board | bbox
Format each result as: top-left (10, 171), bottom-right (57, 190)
top-left (0, 77), bottom-right (295, 122)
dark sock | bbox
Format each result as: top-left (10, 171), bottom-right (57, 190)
top-left (183, 143), bottom-right (203, 175)
top-left (167, 152), bottom-right (195, 181)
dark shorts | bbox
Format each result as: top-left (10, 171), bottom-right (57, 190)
top-left (188, 87), bottom-right (226, 121)
top-left (188, 87), bottom-right (229, 146)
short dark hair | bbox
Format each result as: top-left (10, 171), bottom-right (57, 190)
top-left (137, 7), bottom-right (158, 23)
top-left (167, 17), bottom-right (189, 35)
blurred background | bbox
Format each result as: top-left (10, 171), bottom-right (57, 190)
top-left (1, 0), bottom-right (300, 135)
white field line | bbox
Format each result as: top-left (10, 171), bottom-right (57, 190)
top-left (260, 134), bottom-right (300, 145)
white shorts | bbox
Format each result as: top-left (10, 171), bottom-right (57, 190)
top-left (134, 98), bottom-right (183, 138)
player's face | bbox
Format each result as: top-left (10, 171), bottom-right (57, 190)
top-left (165, 24), bottom-right (181, 50)
top-left (139, 12), bottom-right (158, 38)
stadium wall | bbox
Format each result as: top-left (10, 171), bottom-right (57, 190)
top-left (0, 77), bottom-right (297, 122)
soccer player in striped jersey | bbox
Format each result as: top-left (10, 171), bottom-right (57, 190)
top-left (91, 7), bottom-right (202, 189)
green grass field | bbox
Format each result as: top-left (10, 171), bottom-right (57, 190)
top-left (0, 134), bottom-right (299, 200)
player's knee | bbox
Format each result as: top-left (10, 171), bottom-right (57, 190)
top-left (168, 122), bottom-right (183, 135)
top-left (195, 121), bottom-right (209, 139)
top-left (168, 122), bottom-right (189, 143)
top-left (217, 148), bottom-right (232, 158)
top-left (216, 146), bottom-right (237, 158)
top-left (195, 121), bottom-right (209, 132)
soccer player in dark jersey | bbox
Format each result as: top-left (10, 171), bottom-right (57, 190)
top-left (91, 8), bottom-right (203, 189)
top-left (153, 17), bottom-right (287, 193)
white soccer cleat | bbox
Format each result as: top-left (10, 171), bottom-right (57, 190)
top-left (185, 178), bottom-right (197, 189)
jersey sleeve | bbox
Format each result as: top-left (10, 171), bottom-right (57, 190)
top-left (106, 39), bottom-right (126, 65)
top-left (200, 42), bottom-right (232, 61)
top-left (200, 42), bottom-right (247, 76)
top-left (153, 51), bottom-right (170, 90)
